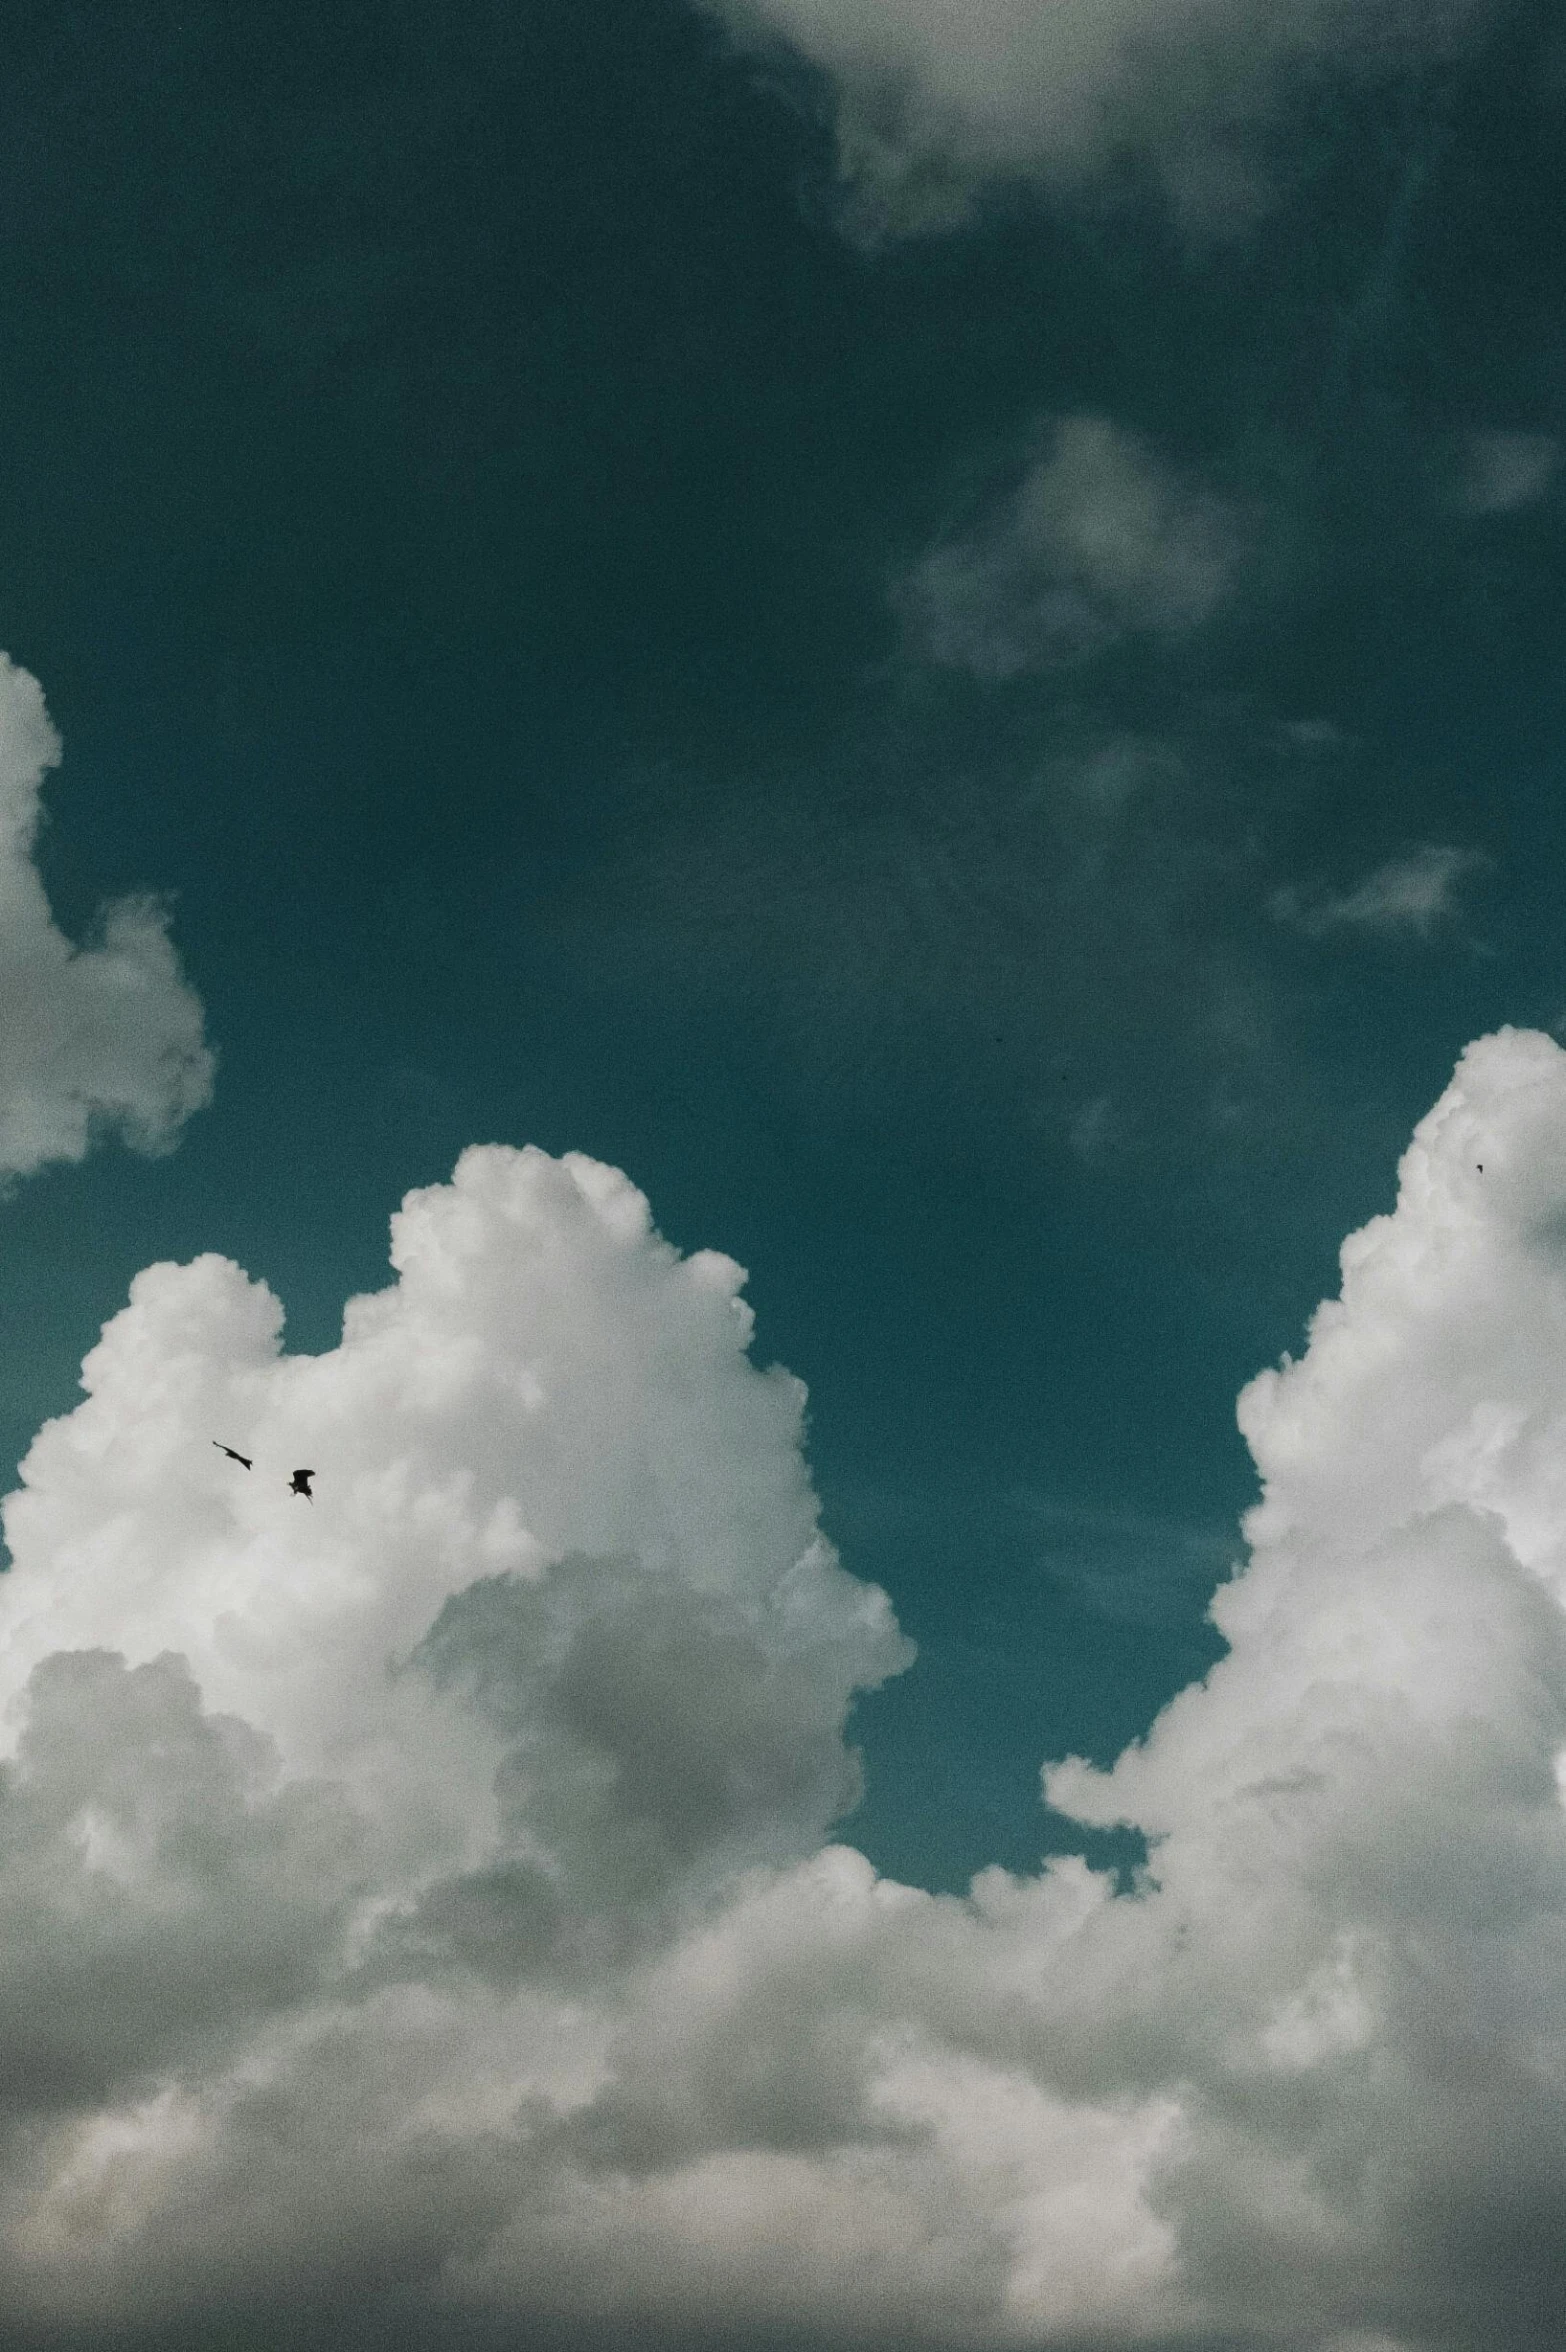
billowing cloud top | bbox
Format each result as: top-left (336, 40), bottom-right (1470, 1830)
top-left (5, 1049), bottom-right (1566, 2348)
top-left (0, 655), bottom-right (213, 1183)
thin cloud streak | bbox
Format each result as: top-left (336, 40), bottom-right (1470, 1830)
top-left (1272, 840), bottom-right (1491, 939)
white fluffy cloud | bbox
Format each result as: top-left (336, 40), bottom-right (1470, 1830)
top-left (896, 415), bottom-right (1248, 677)
top-left (0, 655), bottom-right (213, 1183)
top-left (711, 0), bottom-right (1489, 238)
top-left (7, 1041), bottom-right (1566, 2345)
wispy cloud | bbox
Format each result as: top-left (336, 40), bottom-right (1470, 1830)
top-left (540, 704), bottom-right (1341, 1178)
top-left (895, 416), bottom-right (1250, 678)
top-left (1017, 1495), bottom-right (1238, 1625)
top-left (1067, 1090), bottom-right (1120, 1164)
top-left (1272, 839), bottom-right (1491, 940)
top-left (712, 0), bottom-right (1492, 239)
top-left (0, 655), bottom-right (213, 1185)
top-left (1456, 428), bottom-right (1562, 516)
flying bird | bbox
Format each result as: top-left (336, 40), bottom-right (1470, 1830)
top-left (289, 1468), bottom-right (315, 1500)
top-left (213, 1442), bottom-right (253, 1469)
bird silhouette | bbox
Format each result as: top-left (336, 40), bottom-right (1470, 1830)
top-left (289, 1469), bottom-right (315, 1500)
top-left (213, 1442), bottom-right (253, 1469)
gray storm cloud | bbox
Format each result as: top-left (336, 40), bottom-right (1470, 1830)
top-left (0, 655), bottom-right (213, 1184)
top-left (5, 1045), bottom-right (1566, 2345)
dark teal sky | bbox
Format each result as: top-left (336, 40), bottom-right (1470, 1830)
top-left (2, 0), bottom-right (1565, 1893)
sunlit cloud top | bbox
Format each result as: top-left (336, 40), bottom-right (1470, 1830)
top-left (3, 1034), bottom-right (1566, 2346)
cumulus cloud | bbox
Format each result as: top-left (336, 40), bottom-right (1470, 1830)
top-left (0, 654), bottom-right (213, 1183)
top-left (896, 416), bottom-right (1248, 677)
top-left (711, 0), bottom-right (1490, 238)
top-left (10, 1045), bottom-right (1566, 2344)
top-left (1272, 839), bottom-right (1490, 940)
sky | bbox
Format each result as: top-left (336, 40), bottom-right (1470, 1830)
top-left (2, 0), bottom-right (1566, 2344)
